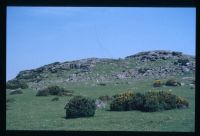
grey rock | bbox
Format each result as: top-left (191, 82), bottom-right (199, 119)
top-left (95, 99), bottom-right (107, 109)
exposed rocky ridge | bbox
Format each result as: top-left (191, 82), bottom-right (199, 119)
top-left (8, 50), bottom-right (195, 89)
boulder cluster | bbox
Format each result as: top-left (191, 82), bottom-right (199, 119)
top-left (8, 50), bottom-right (195, 89)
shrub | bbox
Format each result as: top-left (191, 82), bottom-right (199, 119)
top-left (110, 90), bottom-right (188, 112)
top-left (65, 96), bottom-right (96, 118)
top-left (142, 91), bottom-right (177, 112)
top-left (36, 89), bottom-right (49, 96)
top-left (98, 83), bottom-right (106, 86)
top-left (153, 80), bottom-right (162, 87)
top-left (110, 91), bottom-right (134, 111)
top-left (165, 79), bottom-right (181, 86)
top-left (176, 96), bottom-right (189, 108)
top-left (138, 68), bottom-right (148, 74)
top-left (130, 93), bottom-right (145, 110)
top-left (6, 80), bottom-right (28, 89)
top-left (172, 51), bottom-right (182, 56)
top-left (10, 89), bottom-right (23, 95)
top-left (177, 58), bottom-right (189, 66)
top-left (157, 91), bottom-right (177, 110)
top-left (36, 85), bottom-right (73, 96)
top-left (142, 95), bottom-right (159, 112)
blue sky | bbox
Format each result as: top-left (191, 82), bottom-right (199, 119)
top-left (7, 7), bottom-right (196, 80)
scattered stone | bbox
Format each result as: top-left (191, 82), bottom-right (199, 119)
top-left (95, 99), bottom-right (107, 109)
top-left (180, 82), bottom-right (185, 86)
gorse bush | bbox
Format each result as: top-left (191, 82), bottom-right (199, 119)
top-left (6, 80), bottom-right (28, 89)
top-left (36, 85), bottom-right (73, 96)
top-left (131, 93), bottom-right (145, 110)
top-left (110, 91), bottom-right (134, 111)
top-left (153, 80), bottom-right (162, 87)
top-left (176, 96), bottom-right (189, 108)
top-left (110, 90), bottom-right (189, 112)
top-left (143, 95), bottom-right (159, 112)
top-left (65, 96), bottom-right (96, 118)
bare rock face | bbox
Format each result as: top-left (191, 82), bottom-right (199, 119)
top-left (8, 50), bottom-right (195, 88)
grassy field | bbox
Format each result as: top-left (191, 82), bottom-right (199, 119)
top-left (6, 78), bottom-right (195, 131)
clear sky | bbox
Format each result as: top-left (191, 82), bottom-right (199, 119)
top-left (7, 7), bottom-right (196, 81)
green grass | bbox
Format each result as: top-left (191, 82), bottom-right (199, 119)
top-left (6, 78), bottom-right (195, 131)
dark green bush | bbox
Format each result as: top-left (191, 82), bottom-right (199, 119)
top-left (6, 80), bottom-right (28, 89)
top-left (110, 98), bottom-right (130, 111)
top-left (65, 96), bottom-right (96, 118)
top-left (165, 79), bottom-right (181, 86)
top-left (36, 86), bottom-right (73, 96)
top-left (142, 95), bottom-right (159, 112)
top-left (172, 51), bottom-right (182, 56)
top-left (98, 83), bottom-right (106, 86)
top-left (142, 91), bottom-right (177, 112)
top-left (36, 89), bottom-right (49, 96)
top-left (157, 91), bottom-right (177, 110)
top-left (131, 93), bottom-right (145, 110)
top-left (177, 58), bottom-right (189, 66)
top-left (48, 86), bottom-right (65, 95)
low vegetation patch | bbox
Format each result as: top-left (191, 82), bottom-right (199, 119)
top-left (10, 89), bottom-right (23, 95)
top-left (6, 80), bottom-right (28, 89)
top-left (110, 91), bottom-right (134, 111)
top-left (176, 96), bottom-right (189, 108)
top-left (64, 96), bottom-right (96, 119)
top-left (153, 80), bottom-right (162, 87)
top-left (51, 97), bottom-right (59, 101)
top-left (165, 79), bottom-right (181, 86)
top-left (97, 83), bottom-right (106, 86)
top-left (36, 85), bottom-right (73, 96)
top-left (110, 91), bottom-right (189, 112)
top-left (142, 91), bottom-right (177, 112)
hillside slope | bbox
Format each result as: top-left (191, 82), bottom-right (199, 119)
top-left (7, 50), bottom-right (195, 90)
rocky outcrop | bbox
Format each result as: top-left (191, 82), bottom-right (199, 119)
top-left (125, 50), bottom-right (193, 62)
top-left (8, 50), bottom-right (195, 89)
